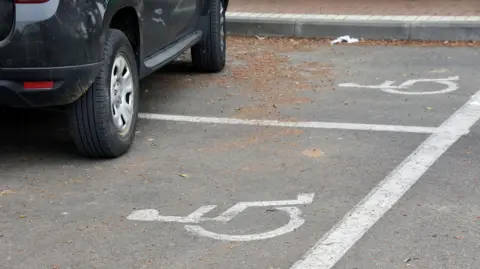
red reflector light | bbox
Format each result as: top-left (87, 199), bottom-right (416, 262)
top-left (15, 0), bottom-right (49, 3)
top-left (24, 81), bottom-right (54, 89)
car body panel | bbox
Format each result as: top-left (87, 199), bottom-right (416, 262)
top-left (0, 0), bottom-right (223, 108)
top-left (169, 0), bottom-right (202, 40)
top-left (1, 0), bottom-right (106, 68)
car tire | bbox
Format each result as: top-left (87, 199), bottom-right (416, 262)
top-left (191, 0), bottom-right (226, 73)
top-left (68, 29), bottom-right (140, 158)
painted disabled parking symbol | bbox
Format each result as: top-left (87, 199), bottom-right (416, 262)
top-left (339, 76), bottom-right (459, 95)
top-left (127, 193), bottom-right (315, 241)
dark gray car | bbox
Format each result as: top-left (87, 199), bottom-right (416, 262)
top-left (0, 0), bottom-right (228, 158)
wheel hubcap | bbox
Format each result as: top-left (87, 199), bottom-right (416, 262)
top-left (220, 2), bottom-right (225, 52)
top-left (110, 54), bottom-right (134, 134)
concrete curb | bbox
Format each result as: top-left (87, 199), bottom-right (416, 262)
top-left (226, 13), bottom-right (480, 41)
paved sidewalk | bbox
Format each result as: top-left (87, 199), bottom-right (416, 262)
top-left (229, 0), bottom-right (479, 16)
top-left (226, 0), bottom-right (480, 41)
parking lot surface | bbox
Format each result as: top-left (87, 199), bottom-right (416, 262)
top-left (1, 37), bottom-right (480, 269)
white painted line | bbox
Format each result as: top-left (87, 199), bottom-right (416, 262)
top-left (128, 193), bottom-right (315, 242)
top-left (126, 206), bottom-right (218, 223)
top-left (139, 113), bottom-right (437, 134)
top-left (185, 206), bottom-right (306, 241)
top-left (339, 76), bottom-right (460, 95)
top-left (183, 205), bottom-right (218, 223)
top-left (290, 90), bottom-right (480, 269)
top-left (212, 193), bottom-right (315, 222)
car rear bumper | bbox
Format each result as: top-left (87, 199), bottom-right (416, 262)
top-left (0, 62), bottom-right (102, 107)
top-left (0, 0), bottom-right (105, 68)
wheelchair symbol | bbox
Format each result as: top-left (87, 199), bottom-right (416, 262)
top-left (338, 76), bottom-right (459, 95)
top-left (127, 193), bottom-right (315, 242)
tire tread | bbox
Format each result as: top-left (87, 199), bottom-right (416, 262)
top-left (69, 29), bottom-right (138, 158)
top-left (191, 0), bottom-right (225, 72)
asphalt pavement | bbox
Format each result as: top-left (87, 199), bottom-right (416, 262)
top-left (1, 37), bottom-right (480, 269)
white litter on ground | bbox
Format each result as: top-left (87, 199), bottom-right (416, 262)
top-left (330, 35), bottom-right (359, 45)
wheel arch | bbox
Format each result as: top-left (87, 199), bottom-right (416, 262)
top-left (101, 0), bottom-right (143, 70)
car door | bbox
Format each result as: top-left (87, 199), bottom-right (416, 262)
top-left (142, 0), bottom-right (172, 57)
top-left (168, 0), bottom-right (201, 40)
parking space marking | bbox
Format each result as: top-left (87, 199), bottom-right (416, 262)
top-left (339, 76), bottom-right (459, 95)
top-left (127, 193), bottom-right (315, 242)
top-left (184, 207), bottom-right (305, 242)
top-left (290, 90), bottom-right (480, 269)
top-left (139, 113), bottom-right (438, 134)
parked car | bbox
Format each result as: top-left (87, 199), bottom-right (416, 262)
top-left (0, 0), bottom-right (227, 158)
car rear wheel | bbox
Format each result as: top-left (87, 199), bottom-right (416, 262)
top-left (191, 0), bottom-right (226, 72)
top-left (68, 29), bottom-right (139, 158)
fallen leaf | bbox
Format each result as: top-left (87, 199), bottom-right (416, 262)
top-left (427, 107), bottom-right (434, 111)
top-left (404, 257), bottom-right (420, 263)
top-left (19, 215), bottom-right (27, 219)
top-left (179, 173), bottom-right (189, 178)
top-left (0, 190), bottom-right (16, 196)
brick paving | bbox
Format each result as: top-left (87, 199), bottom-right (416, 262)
top-left (229, 0), bottom-right (479, 16)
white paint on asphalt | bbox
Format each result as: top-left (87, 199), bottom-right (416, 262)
top-left (127, 206), bottom-right (219, 223)
top-left (339, 76), bottom-right (459, 95)
top-left (139, 113), bottom-right (438, 134)
top-left (183, 205), bottom-right (218, 223)
top-left (127, 193), bottom-right (315, 241)
top-left (212, 193), bottom-right (315, 222)
top-left (290, 90), bottom-right (480, 269)
top-left (185, 207), bottom-right (306, 242)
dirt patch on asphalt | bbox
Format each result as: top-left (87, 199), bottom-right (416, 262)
top-left (302, 148), bottom-right (326, 158)
top-left (145, 36), bottom-right (335, 120)
top-left (226, 37), bottom-right (334, 119)
top-left (198, 127), bottom-right (304, 153)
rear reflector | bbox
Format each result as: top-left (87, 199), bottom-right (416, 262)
top-left (24, 81), bottom-right (54, 89)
